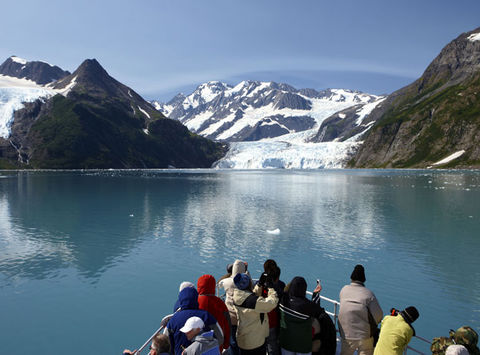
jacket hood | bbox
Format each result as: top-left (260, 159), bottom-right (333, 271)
top-left (232, 259), bottom-right (247, 277)
top-left (178, 286), bottom-right (199, 310)
top-left (288, 277), bottom-right (307, 298)
top-left (233, 287), bottom-right (252, 304)
top-left (198, 274), bottom-right (216, 295)
top-left (195, 330), bottom-right (215, 343)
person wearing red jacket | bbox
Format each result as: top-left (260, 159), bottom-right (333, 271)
top-left (198, 274), bottom-right (231, 352)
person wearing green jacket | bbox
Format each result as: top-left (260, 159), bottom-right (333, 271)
top-left (373, 307), bottom-right (419, 355)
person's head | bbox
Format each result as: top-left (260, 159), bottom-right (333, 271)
top-left (197, 274), bottom-right (216, 295)
top-left (288, 276), bottom-right (307, 298)
top-left (180, 316), bottom-right (205, 341)
top-left (179, 281), bottom-right (195, 293)
top-left (233, 273), bottom-right (251, 291)
top-left (178, 287), bottom-right (200, 310)
top-left (232, 260), bottom-right (248, 277)
top-left (452, 326), bottom-right (479, 353)
top-left (264, 260), bottom-right (280, 282)
top-left (226, 263), bottom-right (233, 274)
top-left (149, 333), bottom-right (170, 355)
top-left (263, 259), bottom-right (278, 274)
top-left (445, 345), bottom-right (469, 355)
top-left (350, 264), bottom-right (366, 283)
top-left (400, 306), bottom-right (419, 324)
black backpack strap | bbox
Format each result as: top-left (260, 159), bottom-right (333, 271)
top-left (235, 293), bottom-right (259, 309)
top-left (235, 293), bottom-right (266, 323)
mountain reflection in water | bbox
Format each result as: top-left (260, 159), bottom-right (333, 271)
top-left (0, 170), bottom-right (479, 354)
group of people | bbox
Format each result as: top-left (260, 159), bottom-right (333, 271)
top-left (123, 260), bottom-right (478, 355)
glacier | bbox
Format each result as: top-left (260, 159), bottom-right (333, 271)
top-left (214, 140), bottom-right (362, 169)
top-left (0, 74), bottom-right (78, 139)
top-left (0, 85), bottom-right (54, 139)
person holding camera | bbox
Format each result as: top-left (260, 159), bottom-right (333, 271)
top-left (233, 272), bottom-right (279, 355)
top-left (373, 307), bottom-right (419, 355)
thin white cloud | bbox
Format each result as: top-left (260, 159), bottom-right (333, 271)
top-left (136, 55), bottom-right (421, 96)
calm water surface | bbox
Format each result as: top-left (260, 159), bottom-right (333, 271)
top-left (0, 169), bottom-right (479, 354)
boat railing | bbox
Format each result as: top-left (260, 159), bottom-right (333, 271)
top-left (133, 314), bottom-right (172, 355)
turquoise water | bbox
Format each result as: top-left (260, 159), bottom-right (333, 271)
top-left (0, 169), bottom-right (479, 354)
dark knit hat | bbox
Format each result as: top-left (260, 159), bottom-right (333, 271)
top-left (234, 273), bottom-right (251, 290)
top-left (401, 306), bottom-right (419, 323)
top-left (350, 264), bottom-right (366, 283)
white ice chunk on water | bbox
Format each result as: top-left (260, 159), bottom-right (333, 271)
top-left (266, 228), bottom-right (280, 235)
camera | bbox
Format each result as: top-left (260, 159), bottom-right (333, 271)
top-left (390, 308), bottom-right (400, 316)
top-left (259, 272), bottom-right (274, 287)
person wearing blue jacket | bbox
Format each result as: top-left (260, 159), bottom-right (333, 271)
top-left (166, 287), bottom-right (224, 355)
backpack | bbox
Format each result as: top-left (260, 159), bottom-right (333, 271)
top-left (431, 326), bottom-right (480, 355)
top-left (431, 336), bottom-right (455, 354)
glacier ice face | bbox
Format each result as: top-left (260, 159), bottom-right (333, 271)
top-left (214, 140), bottom-right (361, 169)
top-left (0, 86), bottom-right (54, 138)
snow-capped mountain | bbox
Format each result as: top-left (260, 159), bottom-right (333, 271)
top-left (154, 81), bottom-right (385, 169)
top-left (154, 81), bottom-right (383, 143)
top-left (0, 56), bottom-right (224, 168)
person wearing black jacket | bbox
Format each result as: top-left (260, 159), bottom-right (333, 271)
top-left (279, 277), bottom-right (336, 355)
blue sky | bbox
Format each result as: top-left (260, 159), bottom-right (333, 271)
top-left (2, 0), bottom-right (479, 101)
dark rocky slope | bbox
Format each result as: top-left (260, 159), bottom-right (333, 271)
top-left (349, 27), bottom-right (480, 168)
top-left (0, 56), bottom-right (70, 85)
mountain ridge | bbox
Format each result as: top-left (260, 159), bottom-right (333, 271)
top-left (349, 26), bottom-right (480, 169)
top-left (0, 56), bottom-right (70, 85)
top-left (153, 80), bottom-right (383, 142)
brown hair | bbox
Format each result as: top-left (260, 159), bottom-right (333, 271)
top-left (153, 333), bottom-right (170, 353)
top-left (263, 259), bottom-right (278, 274)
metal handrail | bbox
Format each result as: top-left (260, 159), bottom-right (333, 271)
top-left (134, 314), bottom-right (172, 354)
top-left (404, 335), bottom-right (431, 355)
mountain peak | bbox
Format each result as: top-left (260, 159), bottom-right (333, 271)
top-left (51, 58), bottom-right (118, 95)
top-left (9, 56), bottom-right (28, 65)
top-left (74, 58), bottom-right (109, 79)
top-left (0, 56), bottom-right (70, 85)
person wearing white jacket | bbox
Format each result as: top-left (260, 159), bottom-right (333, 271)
top-left (338, 265), bottom-right (383, 355)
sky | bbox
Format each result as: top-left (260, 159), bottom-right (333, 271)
top-left (2, 0), bottom-right (480, 101)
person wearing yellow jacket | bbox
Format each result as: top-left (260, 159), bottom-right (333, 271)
top-left (373, 307), bottom-right (419, 355)
top-left (233, 272), bottom-right (279, 355)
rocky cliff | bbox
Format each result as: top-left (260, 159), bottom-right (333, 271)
top-left (350, 27), bottom-right (480, 168)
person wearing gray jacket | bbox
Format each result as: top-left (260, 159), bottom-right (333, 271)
top-left (180, 316), bottom-right (221, 355)
top-left (338, 265), bottom-right (383, 355)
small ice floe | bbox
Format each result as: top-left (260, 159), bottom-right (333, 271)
top-left (129, 214), bottom-right (134, 217)
top-left (266, 228), bottom-right (281, 235)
